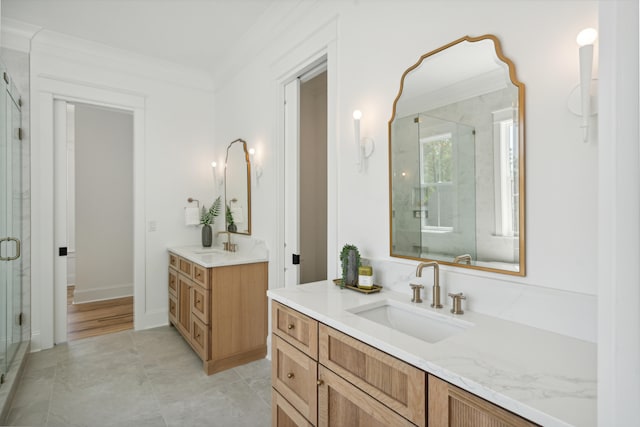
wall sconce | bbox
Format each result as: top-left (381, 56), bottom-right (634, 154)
top-left (248, 147), bottom-right (263, 180)
top-left (569, 27), bottom-right (598, 143)
top-left (353, 110), bottom-right (375, 172)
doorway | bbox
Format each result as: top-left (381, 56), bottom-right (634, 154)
top-left (284, 63), bottom-right (328, 287)
top-left (57, 101), bottom-right (134, 341)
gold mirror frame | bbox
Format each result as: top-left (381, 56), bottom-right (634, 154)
top-left (225, 138), bottom-right (252, 235)
top-left (388, 34), bottom-right (526, 276)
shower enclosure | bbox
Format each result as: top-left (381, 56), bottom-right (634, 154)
top-left (0, 62), bottom-right (27, 386)
top-left (391, 113), bottom-right (476, 260)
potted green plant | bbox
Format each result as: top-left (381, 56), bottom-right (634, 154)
top-left (226, 205), bottom-right (237, 232)
top-left (340, 244), bottom-right (361, 288)
top-left (200, 196), bottom-right (221, 247)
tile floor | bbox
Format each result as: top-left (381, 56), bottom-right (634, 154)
top-left (5, 326), bottom-right (272, 426)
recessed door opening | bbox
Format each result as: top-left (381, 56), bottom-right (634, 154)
top-left (284, 61), bottom-right (328, 287)
top-left (299, 70), bottom-right (328, 284)
top-left (59, 102), bottom-right (134, 341)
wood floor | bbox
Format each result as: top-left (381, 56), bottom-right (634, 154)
top-left (67, 286), bottom-right (133, 341)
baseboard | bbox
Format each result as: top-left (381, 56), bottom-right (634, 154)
top-left (73, 284), bottom-right (133, 303)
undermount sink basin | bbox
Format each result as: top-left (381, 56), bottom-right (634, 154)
top-left (193, 248), bottom-right (226, 254)
top-left (347, 299), bottom-right (473, 343)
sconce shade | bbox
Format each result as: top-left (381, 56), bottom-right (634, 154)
top-left (576, 28), bottom-right (598, 46)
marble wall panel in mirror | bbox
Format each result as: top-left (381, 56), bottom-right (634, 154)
top-left (225, 138), bottom-right (251, 235)
top-left (389, 35), bottom-right (525, 275)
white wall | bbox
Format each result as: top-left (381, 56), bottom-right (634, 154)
top-left (597, 1), bottom-right (640, 424)
top-left (24, 28), bottom-right (216, 349)
top-left (213, 1), bottom-right (599, 341)
top-left (73, 103), bottom-right (133, 303)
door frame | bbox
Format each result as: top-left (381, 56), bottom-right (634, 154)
top-left (32, 77), bottom-right (145, 349)
top-left (274, 24), bottom-right (338, 290)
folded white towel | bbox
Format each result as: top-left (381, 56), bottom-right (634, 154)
top-left (184, 207), bottom-right (200, 226)
top-left (231, 206), bottom-right (244, 224)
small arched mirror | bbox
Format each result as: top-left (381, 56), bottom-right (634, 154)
top-left (225, 139), bottom-right (251, 235)
top-left (389, 35), bottom-right (525, 275)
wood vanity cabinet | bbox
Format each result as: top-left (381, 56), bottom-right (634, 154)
top-left (271, 301), bottom-right (424, 427)
top-left (272, 301), bottom-right (319, 426)
top-left (271, 300), bottom-right (539, 427)
top-left (428, 375), bottom-right (539, 427)
top-left (318, 365), bottom-right (414, 427)
top-left (168, 252), bottom-right (268, 375)
top-left (318, 324), bottom-right (425, 426)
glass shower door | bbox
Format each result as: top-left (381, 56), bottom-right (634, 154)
top-left (0, 68), bottom-right (23, 381)
top-left (6, 92), bottom-right (22, 369)
top-left (0, 67), bottom-right (7, 381)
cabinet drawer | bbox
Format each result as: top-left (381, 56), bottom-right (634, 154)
top-left (168, 269), bottom-right (178, 297)
top-left (192, 264), bottom-right (210, 289)
top-left (318, 365), bottom-right (414, 427)
top-left (428, 375), bottom-right (539, 427)
top-left (179, 257), bottom-right (192, 276)
top-left (190, 316), bottom-right (210, 360)
top-left (190, 284), bottom-right (210, 324)
top-left (168, 295), bottom-right (177, 325)
top-left (272, 389), bottom-right (314, 427)
top-left (272, 301), bottom-right (318, 359)
top-left (169, 253), bottom-right (179, 269)
top-left (319, 324), bottom-right (426, 427)
top-left (272, 334), bottom-right (318, 425)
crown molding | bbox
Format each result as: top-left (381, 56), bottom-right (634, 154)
top-left (31, 26), bottom-right (214, 92)
top-left (212, 0), bottom-right (320, 90)
top-left (1, 17), bottom-right (42, 52)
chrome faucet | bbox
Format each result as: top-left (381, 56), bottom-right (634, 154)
top-left (416, 261), bottom-right (442, 308)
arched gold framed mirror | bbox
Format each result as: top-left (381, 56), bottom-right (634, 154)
top-left (389, 35), bottom-right (525, 275)
top-left (225, 138), bottom-right (251, 235)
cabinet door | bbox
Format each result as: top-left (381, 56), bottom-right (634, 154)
top-left (192, 263), bottom-right (209, 289)
top-left (168, 268), bottom-right (178, 297)
top-left (177, 275), bottom-right (191, 336)
top-left (272, 301), bottom-right (318, 359)
top-left (169, 253), bottom-right (179, 269)
top-left (272, 389), bottom-right (314, 427)
top-left (168, 295), bottom-right (177, 325)
top-left (190, 284), bottom-right (210, 324)
top-left (318, 365), bottom-right (414, 427)
top-left (428, 375), bottom-right (539, 427)
top-left (319, 324), bottom-right (426, 426)
top-left (190, 315), bottom-right (210, 360)
top-left (179, 257), bottom-right (192, 276)
top-left (272, 335), bottom-right (318, 425)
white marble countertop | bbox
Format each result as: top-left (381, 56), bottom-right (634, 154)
top-left (168, 242), bottom-right (268, 268)
top-left (268, 281), bottom-right (596, 427)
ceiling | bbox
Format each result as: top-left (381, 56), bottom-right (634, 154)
top-left (1, 0), bottom-right (287, 77)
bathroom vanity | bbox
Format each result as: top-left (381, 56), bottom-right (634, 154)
top-left (168, 245), bottom-right (268, 375)
top-left (268, 282), bottom-right (596, 427)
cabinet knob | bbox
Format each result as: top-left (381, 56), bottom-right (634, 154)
top-left (317, 380), bottom-right (324, 386)
top-left (287, 372), bottom-right (295, 379)
top-left (287, 324), bottom-right (294, 330)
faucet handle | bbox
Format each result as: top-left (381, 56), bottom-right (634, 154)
top-left (448, 292), bottom-right (466, 315)
top-left (410, 283), bottom-right (424, 303)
